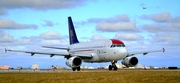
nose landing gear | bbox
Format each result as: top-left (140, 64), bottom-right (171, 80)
top-left (109, 60), bottom-right (118, 71)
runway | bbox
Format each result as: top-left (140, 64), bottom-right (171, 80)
top-left (1, 69), bottom-right (179, 83)
top-left (0, 69), bottom-right (180, 73)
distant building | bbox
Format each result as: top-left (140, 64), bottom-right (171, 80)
top-left (129, 67), bottom-right (135, 69)
top-left (81, 66), bottom-right (88, 69)
top-left (32, 64), bottom-right (39, 69)
top-left (16, 66), bottom-right (23, 69)
top-left (137, 64), bottom-right (142, 68)
top-left (116, 63), bottom-right (127, 68)
top-left (161, 66), bottom-right (166, 69)
top-left (105, 64), bottom-right (126, 69)
top-left (81, 66), bottom-right (95, 69)
top-left (0, 66), bottom-right (10, 69)
top-left (88, 67), bottom-right (95, 69)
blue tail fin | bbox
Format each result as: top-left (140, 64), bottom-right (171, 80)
top-left (68, 17), bottom-right (79, 45)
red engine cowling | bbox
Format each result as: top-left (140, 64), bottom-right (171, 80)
top-left (121, 56), bottom-right (138, 67)
top-left (66, 56), bottom-right (82, 68)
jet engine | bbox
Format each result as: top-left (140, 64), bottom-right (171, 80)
top-left (66, 56), bottom-right (82, 68)
top-left (121, 56), bottom-right (138, 67)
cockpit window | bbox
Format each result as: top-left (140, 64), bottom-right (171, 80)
top-left (122, 44), bottom-right (125, 47)
top-left (110, 44), bottom-right (125, 48)
top-left (110, 44), bottom-right (114, 47)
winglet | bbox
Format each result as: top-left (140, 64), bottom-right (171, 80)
top-left (163, 48), bottom-right (165, 52)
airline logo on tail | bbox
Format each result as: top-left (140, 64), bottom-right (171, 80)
top-left (68, 17), bottom-right (79, 45)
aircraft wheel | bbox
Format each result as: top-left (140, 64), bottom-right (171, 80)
top-left (77, 67), bottom-right (81, 71)
top-left (109, 65), bottom-right (112, 71)
top-left (72, 68), bottom-right (76, 71)
top-left (113, 66), bottom-right (118, 71)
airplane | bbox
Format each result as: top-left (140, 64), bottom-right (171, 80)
top-left (143, 7), bottom-right (147, 9)
top-left (5, 16), bottom-right (165, 71)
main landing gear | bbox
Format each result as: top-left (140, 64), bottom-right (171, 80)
top-left (109, 60), bottom-right (118, 71)
top-left (72, 66), bottom-right (81, 71)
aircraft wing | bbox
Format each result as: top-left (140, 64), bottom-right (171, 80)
top-left (38, 46), bottom-right (92, 59)
top-left (5, 49), bottom-right (69, 57)
top-left (5, 49), bottom-right (92, 59)
top-left (128, 48), bottom-right (165, 56)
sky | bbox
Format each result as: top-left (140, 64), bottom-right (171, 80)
top-left (0, 0), bottom-right (180, 69)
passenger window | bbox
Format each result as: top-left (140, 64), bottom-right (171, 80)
top-left (117, 45), bottom-right (120, 47)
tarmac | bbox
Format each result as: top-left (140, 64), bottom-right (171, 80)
top-left (0, 69), bottom-right (180, 73)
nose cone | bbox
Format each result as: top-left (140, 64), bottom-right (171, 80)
top-left (111, 47), bottom-right (128, 60)
top-left (119, 47), bottom-right (128, 59)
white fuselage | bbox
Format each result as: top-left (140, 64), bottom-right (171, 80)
top-left (69, 39), bottom-right (128, 63)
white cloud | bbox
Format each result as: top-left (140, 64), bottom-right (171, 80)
top-left (39, 30), bottom-right (64, 40)
top-left (142, 23), bottom-right (179, 32)
top-left (0, 19), bottom-right (38, 29)
top-left (42, 20), bottom-right (57, 27)
top-left (151, 32), bottom-right (180, 47)
top-left (76, 14), bottom-right (130, 27)
top-left (15, 37), bottom-right (35, 45)
top-left (0, 0), bottom-right (88, 10)
top-left (41, 40), bottom-right (69, 46)
top-left (116, 14), bottom-right (130, 22)
top-left (172, 16), bottom-right (180, 23)
top-left (152, 12), bottom-right (171, 22)
top-left (138, 23), bottom-right (180, 52)
top-left (81, 14), bottom-right (136, 32)
top-left (42, 20), bottom-right (54, 27)
top-left (90, 34), bottom-right (107, 41)
top-left (140, 12), bottom-right (180, 33)
top-left (140, 12), bottom-right (180, 23)
top-left (0, 31), bottom-right (14, 42)
top-left (172, 23), bottom-right (180, 28)
top-left (115, 33), bottom-right (143, 41)
top-left (96, 22), bottom-right (136, 32)
top-left (0, 8), bottom-right (8, 15)
top-left (139, 2), bottom-right (145, 7)
top-left (0, 30), bottom-right (68, 48)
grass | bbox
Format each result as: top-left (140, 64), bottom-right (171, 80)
top-left (0, 71), bottom-right (179, 83)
